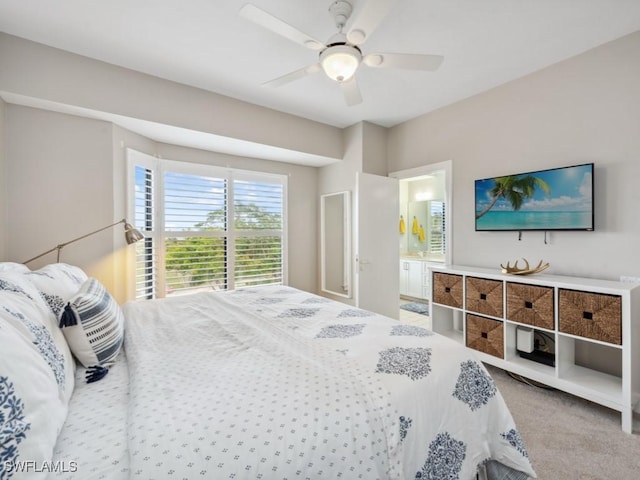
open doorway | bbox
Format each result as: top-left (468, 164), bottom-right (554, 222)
top-left (390, 161), bottom-right (452, 327)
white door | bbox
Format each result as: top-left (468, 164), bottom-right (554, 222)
top-left (355, 172), bottom-right (399, 319)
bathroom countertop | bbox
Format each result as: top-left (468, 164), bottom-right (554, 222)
top-left (400, 254), bottom-right (445, 263)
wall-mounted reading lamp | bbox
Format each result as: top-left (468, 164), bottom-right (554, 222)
top-left (23, 218), bottom-right (144, 265)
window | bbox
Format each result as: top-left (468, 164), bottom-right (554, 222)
top-left (429, 201), bottom-right (445, 255)
top-left (128, 150), bottom-right (287, 299)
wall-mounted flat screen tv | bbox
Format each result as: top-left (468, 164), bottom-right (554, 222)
top-left (475, 163), bottom-right (594, 231)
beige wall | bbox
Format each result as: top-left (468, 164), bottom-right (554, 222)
top-left (0, 33), bottom-right (343, 162)
top-left (6, 105), bottom-right (116, 277)
top-left (317, 121), bottom-right (390, 197)
top-left (5, 105), bottom-right (318, 302)
top-left (362, 122), bottom-right (388, 176)
top-left (388, 31), bottom-right (640, 281)
top-left (0, 98), bottom-right (6, 259)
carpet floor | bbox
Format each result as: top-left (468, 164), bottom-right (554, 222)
top-left (487, 365), bottom-right (640, 479)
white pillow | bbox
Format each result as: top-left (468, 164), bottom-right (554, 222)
top-left (0, 262), bottom-right (30, 273)
top-left (60, 278), bottom-right (124, 382)
top-left (0, 270), bottom-right (75, 401)
top-left (26, 263), bottom-right (88, 318)
top-left (0, 313), bottom-right (68, 479)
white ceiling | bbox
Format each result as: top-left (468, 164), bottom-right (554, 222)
top-left (1, 0), bottom-right (639, 152)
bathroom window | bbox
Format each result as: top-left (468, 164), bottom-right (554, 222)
top-left (429, 201), bottom-right (445, 255)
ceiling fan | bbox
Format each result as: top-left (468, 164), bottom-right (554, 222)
top-left (239, 0), bottom-right (444, 106)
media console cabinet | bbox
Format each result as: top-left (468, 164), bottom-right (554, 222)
top-left (429, 264), bottom-right (640, 433)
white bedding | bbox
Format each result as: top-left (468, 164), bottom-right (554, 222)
top-left (119, 285), bottom-right (536, 479)
top-left (49, 351), bottom-right (130, 480)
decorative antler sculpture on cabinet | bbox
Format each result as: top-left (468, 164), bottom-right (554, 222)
top-left (500, 258), bottom-right (549, 275)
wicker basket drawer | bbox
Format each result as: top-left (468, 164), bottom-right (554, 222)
top-left (432, 272), bottom-right (463, 308)
top-left (466, 314), bottom-right (504, 358)
top-left (466, 277), bottom-right (503, 317)
top-left (506, 282), bottom-right (555, 330)
top-left (558, 289), bottom-right (622, 345)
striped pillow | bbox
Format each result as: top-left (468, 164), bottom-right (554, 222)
top-left (59, 278), bottom-right (124, 383)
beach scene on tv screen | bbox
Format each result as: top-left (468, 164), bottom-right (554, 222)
top-left (475, 164), bottom-right (593, 230)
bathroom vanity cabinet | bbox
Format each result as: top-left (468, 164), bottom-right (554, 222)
top-left (400, 259), bottom-right (441, 299)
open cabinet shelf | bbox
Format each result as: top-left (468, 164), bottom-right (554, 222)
top-left (430, 265), bottom-right (640, 433)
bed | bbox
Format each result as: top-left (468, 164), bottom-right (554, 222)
top-left (0, 263), bottom-right (536, 480)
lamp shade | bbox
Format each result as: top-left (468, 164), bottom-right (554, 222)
top-left (124, 222), bottom-right (145, 244)
top-left (320, 44), bottom-right (361, 82)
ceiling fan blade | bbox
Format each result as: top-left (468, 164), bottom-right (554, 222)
top-left (263, 64), bottom-right (321, 88)
top-left (363, 53), bottom-right (444, 71)
top-left (240, 4), bottom-right (324, 50)
top-left (346, 0), bottom-right (398, 45)
top-left (340, 78), bottom-right (363, 106)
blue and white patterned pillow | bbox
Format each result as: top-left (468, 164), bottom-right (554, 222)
top-left (0, 317), bottom-right (69, 479)
top-left (0, 269), bottom-right (76, 401)
top-left (59, 278), bottom-right (124, 382)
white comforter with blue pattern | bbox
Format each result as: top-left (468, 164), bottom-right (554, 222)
top-left (121, 286), bottom-right (536, 480)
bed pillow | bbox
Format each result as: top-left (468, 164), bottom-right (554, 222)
top-left (26, 263), bottom-right (88, 318)
top-left (0, 270), bottom-right (76, 402)
top-left (0, 307), bottom-right (69, 479)
top-left (59, 278), bottom-right (124, 382)
top-left (0, 323), bottom-right (68, 479)
top-left (0, 261), bottom-right (30, 273)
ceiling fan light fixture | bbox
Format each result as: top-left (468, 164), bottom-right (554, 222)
top-left (320, 44), bottom-right (362, 82)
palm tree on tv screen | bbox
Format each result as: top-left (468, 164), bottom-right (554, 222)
top-left (475, 175), bottom-right (551, 219)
